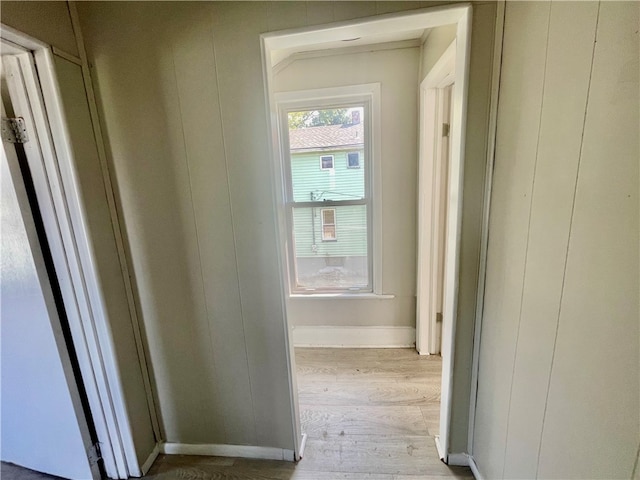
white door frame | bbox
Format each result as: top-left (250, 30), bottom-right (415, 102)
top-left (416, 40), bottom-right (457, 357)
top-left (1, 93), bottom-right (99, 480)
top-left (0, 26), bottom-right (145, 479)
top-left (260, 4), bottom-right (473, 464)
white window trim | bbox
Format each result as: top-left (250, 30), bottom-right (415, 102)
top-left (319, 154), bottom-right (334, 170)
top-left (275, 83), bottom-right (382, 295)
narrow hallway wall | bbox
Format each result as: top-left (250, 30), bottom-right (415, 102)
top-left (473, 2), bottom-right (639, 478)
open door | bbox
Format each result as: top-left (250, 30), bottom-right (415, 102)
top-left (1, 48), bottom-right (100, 480)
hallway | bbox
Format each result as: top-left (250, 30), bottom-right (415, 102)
top-left (1, 349), bottom-right (472, 479)
top-left (143, 348), bottom-right (472, 478)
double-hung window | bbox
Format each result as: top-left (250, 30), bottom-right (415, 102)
top-left (280, 86), bottom-right (379, 294)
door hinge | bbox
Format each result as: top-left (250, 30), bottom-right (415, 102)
top-left (87, 442), bottom-right (102, 466)
top-left (442, 123), bottom-right (450, 138)
top-left (1, 117), bottom-right (29, 144)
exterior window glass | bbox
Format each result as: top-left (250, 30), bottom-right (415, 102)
top-left (286, 106), bottom-right (370, 291)
top-left (320, 155), bottom-right (334, 170)
top-left (321, 208), bottom-right (336, 241)
top-left (347, 152), bottom-right (360, 168)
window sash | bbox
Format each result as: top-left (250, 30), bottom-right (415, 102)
top-left (281, 101), bottom-right (373, 293)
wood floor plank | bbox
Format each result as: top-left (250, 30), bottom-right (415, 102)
top-left (297, 435), bottom-right (454, 476)
top-left (393, 472), bottom-right (475, 480)
top-left (300, 405), bottom-right (427, 436)
top-left (419, 405), bottom-right (441, 437)
top-left (298, 382), bottom-right (440, 406)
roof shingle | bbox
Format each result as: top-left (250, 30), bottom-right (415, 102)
top-left (289, 123), bottom-right (364, 151)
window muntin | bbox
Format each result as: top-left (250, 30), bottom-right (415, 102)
top-left (285, 105), bottom-right (371, 292)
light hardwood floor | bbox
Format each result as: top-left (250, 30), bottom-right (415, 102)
top-left (143, 348), bottom-right (471, 479)
top-left (2, 349), bottom-right (472, 480)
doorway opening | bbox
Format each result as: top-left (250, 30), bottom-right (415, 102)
top-left (261, 4), bottom-right (472, 471)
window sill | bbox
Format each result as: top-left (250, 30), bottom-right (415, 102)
top-left (289, 293), bottom-right (395, 299)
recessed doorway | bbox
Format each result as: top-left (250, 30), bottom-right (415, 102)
top-left (261, 4), bottom-right (473, 471)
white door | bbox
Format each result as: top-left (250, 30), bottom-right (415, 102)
top-left (1, 53), bottom-right (99, 480)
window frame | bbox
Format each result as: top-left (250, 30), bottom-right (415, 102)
top-left (319, 155), bottom-right (334, 170)
top-left (276, 84), bottom-right (382, 295)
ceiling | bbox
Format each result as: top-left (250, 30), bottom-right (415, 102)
top-left (271, 28), bottom-right (430, 67)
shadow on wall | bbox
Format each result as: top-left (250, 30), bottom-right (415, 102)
top-left (80, 0), bottom-right (295, 448)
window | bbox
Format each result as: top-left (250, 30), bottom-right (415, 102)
top-left (347, 152), bottom-right (360, 168)
top-left (284, 102), bottom-right (372, 292)
top-left (277, 84), bottom-right (381, 294)
top-left (321, 209), bottom-right (336, 241)
top-left (320, 155), bottom-right (334, 170)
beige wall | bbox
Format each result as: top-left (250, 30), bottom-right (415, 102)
top-left (77, 0), bottom-right (496, 453)
top-left (1, 1), bottom-right (157, 467)
top-left (420, 23), bottom-right (457, 81)
top-left (275, 47), bottom-right (420, 328)
top-left (473, 2), bottom-right (639, 478)
top-left (0, 1), bottom-right (78, 56)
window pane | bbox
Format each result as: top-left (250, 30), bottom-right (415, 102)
top-left (322, 208), bottom-right (335, 225)
top-left (292, 205), bottom-right (369, 290)
top-left (347, 152), bottom-right (360, 168)
top-left (288, 107), bottom-right (365, 202)
top-left (320, 156), bottom-right (334, 170)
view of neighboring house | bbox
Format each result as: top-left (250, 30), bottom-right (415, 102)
top-left (288, 114), bottom-right (368, 288)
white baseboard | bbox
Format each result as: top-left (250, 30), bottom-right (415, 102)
top-left (160, 442), bottom-right (295, 462)
top-left (139, 443), bottom-right (160, 476)
top-left (293, 326), bottom-right (416, 347)
top-left (447, 452), bottom-right (470, 466)
top-left (298, 433), bottom-right (308, 460)
top-left (468, 454), bottom-right (483, 480)
top-left (434, 436), bottom-right (445, 461)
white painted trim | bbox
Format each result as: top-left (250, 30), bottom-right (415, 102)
top-left (51, 46), bottom-right (82, 66)
top-left (416, 40), bottom-right (456, 357)
top-left (160, 443), bottom-right (296, 462)
top-left (299, 433), bottom-right (308, 459)
top-left (448, 452), bottom-right (470, 466)
top-left (293, 326), bottom-right (415, 348)
top-left (468, 454), bottom-right (484, 480)
top-left (139, 444), bottom-right (160, 476)
top-left (263, 4), bottom-right (473, 60)
top-left (438, 6), bottom-right (473, 460)
top-left (0, 23), bottom-right (48, 50)
top-left (467, 0), bottom-right (505, 457)
top-left (260, 30), bottom-right (303, 464)
top-left (289, 293), bottom-right (394, 299)
top-left (435, 436), bottom-right (446, 461)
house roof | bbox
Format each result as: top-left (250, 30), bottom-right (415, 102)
top-left (289, 123), bottom-right (364, 151)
